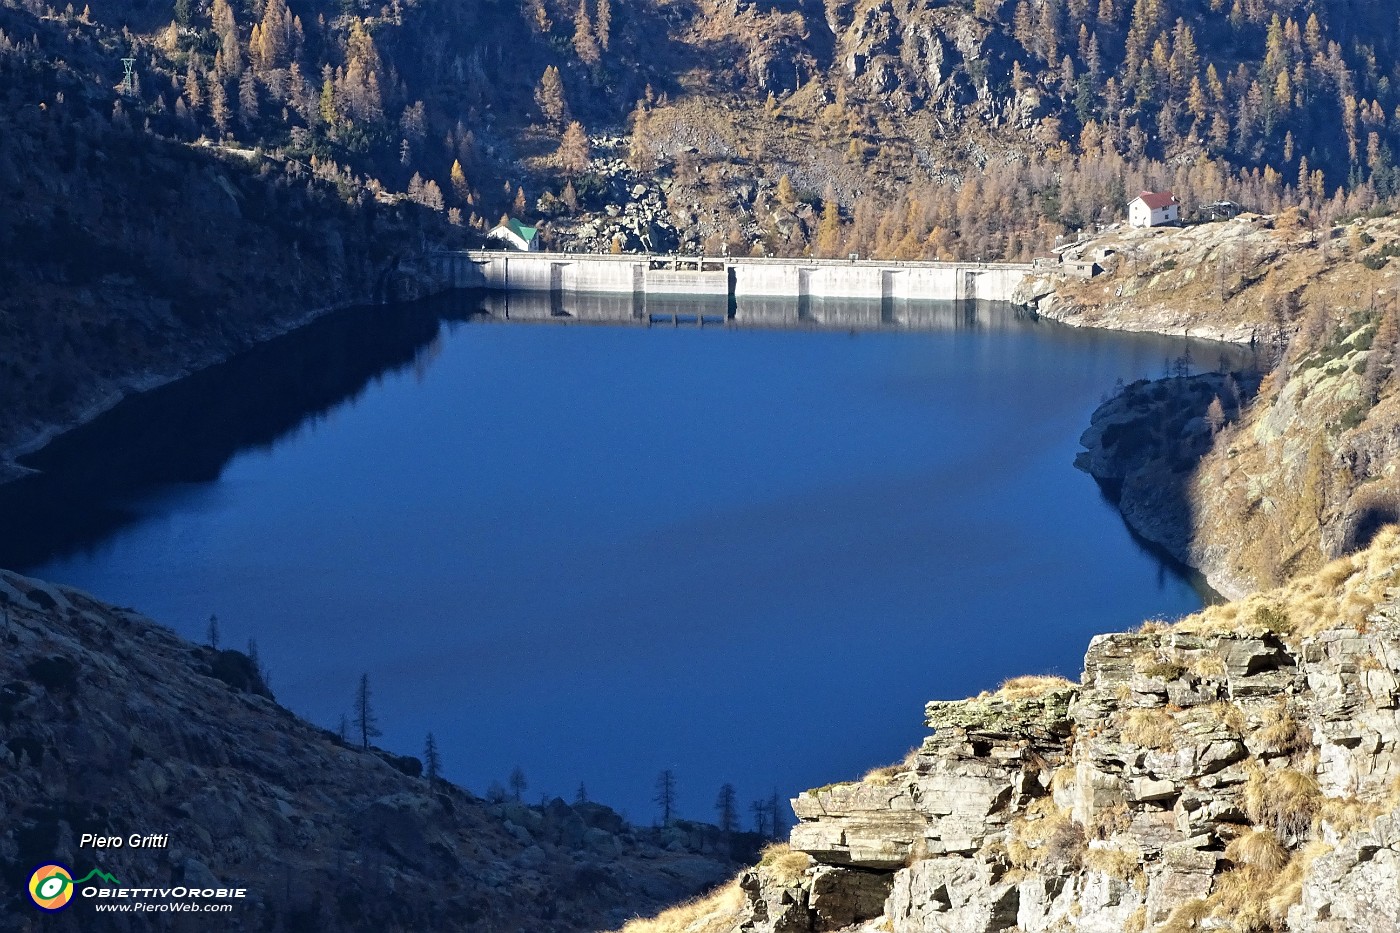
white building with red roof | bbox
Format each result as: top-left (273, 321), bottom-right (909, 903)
top-left (1128, 191), bottom-right (1181, 228)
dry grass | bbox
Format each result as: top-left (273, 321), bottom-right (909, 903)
top-left (1206, 700), bottom-right (1248, 734)
top-left (1225, 828), bottom-right (1288, 872)
top-left (861, 746), bottom-right (921, 784)
top-left (1133, 654), bottom-right (1188, 680)
top-left (1120, 707), bottom-right (1177, 749)
top-left (1252, 703), bottom-right (1310, 756)
top-left (1176, 525), bottom-right (1400, 641)
top-left (996, 674), bottom-right (1078, 699)
top-left (1084, 843), bottom-right (1144, 880)
top-left (757, 843), bottom-right (812, 887)
top-left (1007, 797), bottom-right (1085, 872)
top-left (1189, 653), bottom-right (1229, 678)
top-left (1086, 801), bottom-right (1133, 842)
top-left (613, 879), bottom-right (746, 933)
top-left (1178, 838), bottom-right (1335, 933)
top-left (1159, 897), bottom-right (1211, 933)
top-left (1243, 766), bottom-right (1322, 837)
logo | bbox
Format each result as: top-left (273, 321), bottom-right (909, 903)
top-left (28, 864), bottom-right (74, 912)
top-left (27, 864), bottom-right (121, 912)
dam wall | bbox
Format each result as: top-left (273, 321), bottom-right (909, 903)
top-left (435, 252), bottom-right (1033, 306)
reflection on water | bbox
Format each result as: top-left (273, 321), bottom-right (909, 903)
top-left (1, 289), bottom-right (1257, 819)
top-left (480, 289), bottom-right (1046, 333)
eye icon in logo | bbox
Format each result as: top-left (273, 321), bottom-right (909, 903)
top-left (28, 864), bottom-right (74, 911)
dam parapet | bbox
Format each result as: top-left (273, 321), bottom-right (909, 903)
top-left (433, 251), bottom-right (1034, 311)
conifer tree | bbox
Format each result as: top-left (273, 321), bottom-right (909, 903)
top-left (596, 0), bottom-right (611, 50)
top-left (534, 66), bottom-right (568, 126)
top-left (715, 783), bottom-right (738, 833)
top-left (557, 121), bottom-right (590, 174)
top-left (450, 159), bottom-right (470, 203)
top-left (353, 673), bottom-right (381, 749)
top-left (573, 0), bottom-right (599, 65)
top-left (424, 732), bottom-right (441, 785)
top-left (209, 80), bottom-right (231, 135)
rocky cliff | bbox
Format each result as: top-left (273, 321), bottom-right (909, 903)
top-left (0, 570), bottom-right (753, 931)
top-left (622, 530), bottom-right (1400, 933)
top-left (1025, 214), bottom-right (1400, 599)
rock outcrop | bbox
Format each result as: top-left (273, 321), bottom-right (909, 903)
top-left (677, 532), bottom-right (1400, 932)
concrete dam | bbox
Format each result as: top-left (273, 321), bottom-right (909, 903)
top-left (434, 251), bottom-right (1034, 328)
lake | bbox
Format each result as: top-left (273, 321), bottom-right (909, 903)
top-left (0, 291), bottom-right (1249, 823)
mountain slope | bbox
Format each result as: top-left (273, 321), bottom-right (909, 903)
top-left (0, 570), bottom-right (748, 931)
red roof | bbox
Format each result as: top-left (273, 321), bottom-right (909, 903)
top-left (1134, 191), bottom-right (1178, 210)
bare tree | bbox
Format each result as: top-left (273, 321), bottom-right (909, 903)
top-left (655, 769), bottom-right (677, 826)
top-left (750, 798), bottom-right (769, 836)
top-left (206, 613), bottom-right (220, 649)
top-left (353, 673), bottom-right (381, 749)
top-left (424, 732), bottom-right (441, 785)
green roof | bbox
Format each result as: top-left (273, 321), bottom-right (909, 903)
top-left (503, 218), bottom-right (537, 242)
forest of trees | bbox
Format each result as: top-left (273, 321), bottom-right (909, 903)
top-left (8, 0), bottom-right (1400, 259)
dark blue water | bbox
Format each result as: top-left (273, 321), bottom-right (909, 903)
top-left (3, 295), bottom-right (1244, 823)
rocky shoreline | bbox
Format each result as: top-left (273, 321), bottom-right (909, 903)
top-left (1073, 372), bottom-right (1264, 601)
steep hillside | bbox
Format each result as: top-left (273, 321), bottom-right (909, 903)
top-left (1027, 212), bottom-right (1400, 598)
top-left (0, 569), bottom-right (753, 930)
top-left (0, 4), bottom-right (462, 478)
top-left (12, 0), bottom-right (1400, 265)
top-left (618, 530), bottom-right (1400, 933)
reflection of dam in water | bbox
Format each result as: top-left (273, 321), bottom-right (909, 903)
top-left (474, 289), bottom-right (1037, 332)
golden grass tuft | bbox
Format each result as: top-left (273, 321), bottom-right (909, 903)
top-left (1189, 653), bottom-right (1229, 679)
top-left (1207, 700), bottom-right (1248, 734)
top-left (1132, 654), bottom-right (1188, 680)
top-left (1084, 844), bottom-right (1143, 880)
top-left (1120, 707), bottom-right (1177, 749)
top-left (1265, 840), bottom-right (1333, 919)
top-left (997, 674), bottom-right (1078, 699)
top-left (613, 879), bottom-right (746, 933)
top-left (861, 763), bottom-right (904, 784)
top-left (1252, 704), bottom-right (1309, 756)
top-left (757, 843), bottom-right (812, 887)
top-left (1243, 766), bottom-right (1322, 837)
top-left (1158, 897), bottom-right (1211, 933)
top-left (1225, 828), bottom-right (1288, 873)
